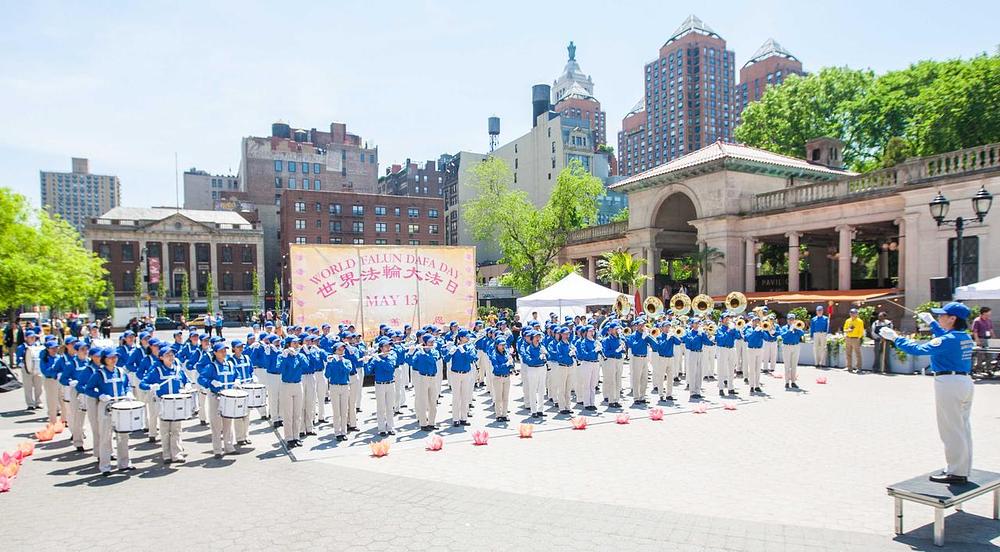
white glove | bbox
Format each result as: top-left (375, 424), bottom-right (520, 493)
top-left (211, 380), bottom-right (223, 387)
top-left (150, 382), bottom-right (161, 391)
top-left (878, 327), bottom-right (899, 341)
top-left (98, 394), bottom-right (111, 402)
top-left (234, 378), bottom-right (243, 385)
top-left (918, 312), bottom-right (935, 326)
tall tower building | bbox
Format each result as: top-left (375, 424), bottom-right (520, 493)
top-left (736, 38), bottom-right (805, 123)
top-left (552, 41), bottom-right (607, 148)
top-left (619, 15), bottom-right (735, 177)
top-left (40, 157), bottom-right (121, 232)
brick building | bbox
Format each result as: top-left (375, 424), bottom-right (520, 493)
top-left (376, 155), bottom-right (451, 197)
top-left (278, 189), bottom-right (445, 290)
top-left (40, 157), bottom-right (121, 232)
top-left (552, 41), bottom-right (607, 148)
top-left (84, 207), bottom-right (264, 320)
top-left (736, 38), bottom-right (805, 123)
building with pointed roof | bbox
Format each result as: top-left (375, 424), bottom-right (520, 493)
top-left (552, 41), bottom-right (607, 149)
top-left (736, 38), bottom-right (805, 122)
top-left (552, 41), bottom-right (594, 103)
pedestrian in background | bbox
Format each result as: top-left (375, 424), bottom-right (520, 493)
top-left (842, 308), bottom-right (864, 372)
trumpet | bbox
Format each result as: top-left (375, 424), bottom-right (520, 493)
top-left (650, 327), bottom-right (661, 338)
top-left (734, 318), bottom-right (747, 331)
top-left (705, 322), bottom-right (718, 335)
top-left (622, 326), bottom-right (634, 337)
top-left (614, 294), bottom-right (633, 317)
top-left (725, 291), bottom-right (747, 314)
top-left (671, 325), bottom-right (686, 338)
top-left (792, 319), bottom-right (807, 331)
top-left (692, 294), bottom-right (715, 317)
top-left (761, 320), bottom-right (774, 332)
top-left (670, 293), bottom-right (691, 316)
top-left (643, 296), bottom-right (664, 317)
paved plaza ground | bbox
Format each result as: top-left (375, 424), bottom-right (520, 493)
top-left (1, 328), bottom-right (998, 551)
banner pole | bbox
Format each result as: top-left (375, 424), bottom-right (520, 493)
top-left (414, 245), bottom-right (422, 328)
top-left (356, 248), bottom-right (366, 341)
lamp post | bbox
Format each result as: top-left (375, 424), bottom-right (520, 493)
top-left (928, 186), bottom-right (993, 292)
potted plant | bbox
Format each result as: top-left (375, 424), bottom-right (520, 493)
top-left (889, 346), bottom-right (913, 374)
top-left (827, 334), bottom-right (846, 368)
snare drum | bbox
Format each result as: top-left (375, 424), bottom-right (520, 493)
top-left (159, 392), bottom-right (196, 422)
top-left (219, 389), bottom-right (249, 419)
top-left (109, 400), bottom-right (146, 433)
top-left (242, 383), bottom-right (267, 408)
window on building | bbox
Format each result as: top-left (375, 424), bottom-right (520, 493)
top-left (242, 272), bottom-right (253, 290)
top-left (242, 245), bottom-right (253, 263)
top-left (948, 236), bottom-right (979, 287)
top-left (375, 222), bottom-right (386, 233)
top-left (409, 240), bottom-right (420, 245)
top-left (295, 219), bottom-right (306, 230)
top-left (194, 244), bottom-right (208, 263)
top-left (288, 161), bottom-right (297, 173)
top-left (313, 163), bottom-right (321, 174)
top-left (329, 220), bottom-right (342, 232)
top-left (407, 207), bottom-right (419, 218)
top-left (430, 240), bottom-right (439, 246)
top-left (122, 270), bottom-right (134, 291)
top-left (295, 236), bottom-right (307, 244)
top-left (330, 237), bottom-right (342, 244)
top-left (221, 245), bottom-right (233, 263)
top-left (222, 272), bottom-right (234, 291)
top-left (274, 160), bottom-right (283, 172)
top-left (97, 243), bottom-right (111, 261)
top-left (375, 238), bottom-right (387, 245)
top-left (352, 205), bottom-right (364, 216)
top-left (315, 219), bottom-right (322, 229)
top-left (428, 209), bottom-right (439, 218)
top-left (121, 243), bottom-right (134, 262)
top-left (361, 152), bottom-right (366, 162)
top-left (394, 223), bottom-right (401, 233)
top-left (375, 206), bottom-right (386, 216)
top-left (314, 202), bottom-right (321, 212)
top-left (288, 178), bottom-right (296, 189)
top-left (408, 223), bottom-right (419, 234)
top-left (393, 207), bottom-right (400, 216)
top-left (429, 224), bottom-right (439, 234)
top-left (353, 238), bottom-right (364, 245)
top-left (329, 203), bottom-right (342, 215)
top-left (352, 221), bottom-right (364, 233)
top-left (313, 180), bottom-right (321, 191)
top-left (294, 201), bottom-right (306, 213)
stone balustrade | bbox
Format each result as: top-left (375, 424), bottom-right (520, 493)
top-left (567, 220), bottom-right (627, 244)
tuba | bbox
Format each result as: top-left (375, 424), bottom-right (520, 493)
top-left (725, 291), bottom-right (747, 315)
top-left (614, 294), bottom-right (633, 317)
top-left (669, 293), bottom-right (691, 316)
top-left (692, 294), bottom-right (715, 317)
top-left (643, 296), bottom-right (664, 318)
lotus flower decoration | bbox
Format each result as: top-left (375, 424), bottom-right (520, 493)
top-left (34, 427), bottom-right (54, 442)
top-left (0, 474), bottom-right (10, 492)
top-left (723, 402), bottom-right (737, 411)
top-left (370, 440), bottom-right (390, 457)
top-left (615, 413), bottom-right (630, 424)
top-left (518, 424), bottom-right (534, 438)
top-left (472, 430), bottom-right (489, 446)
top-left (649, 407), bottom-right (664, 421)
top-left (425, 435), bottom-right (444, 451)
top-left (17, 442), bottom-right (34, 457)
top-left (692, 403), bottom-right (708, 414)
top-left (2, 462), bottom-right (19, 478)
top-left (571, 417), bottom-right (588, 430)
top-left (816, 376), bottom-right (828, 384)
top-left (50, 421), bottom-right (64, 434)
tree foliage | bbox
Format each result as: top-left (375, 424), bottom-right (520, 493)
top-left (204, 273), bottom-right (215, 313)
top-left (677, 245), bottom-right (724, 294)
top-left (609, 207), bottom-right (629, 223)
top-left (735, 55), bottom-right (1000, 170)
top-left (133, 269), bottom-right (143, 312)
top-left (596, 249), bottom-right (648, 294)
top-left (0, 188), bottom-right (107, 320)
top-left (464, 157), bottom-right (604, 293)
top-left (251, 270), bottom-right (262, 314)
top-left (179, 273), bottom-right (190, 319)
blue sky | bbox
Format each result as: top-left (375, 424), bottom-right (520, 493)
top-left (2, 0), bottom-right (997, 209)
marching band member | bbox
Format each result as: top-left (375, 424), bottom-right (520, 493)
top-left (136, 338), bottom-right (164, 442)
top-left (77, 346), bottom-right (103, 458)
top-left (200, 342), bottom-right (238, 458)
top-left (810, 305), bottom-right (830, 367)
top-left (780, 314), bottom-right (805, 389)
top-left (411, 333), bottom-right (442, 431)
top-left (761, 314), bottom-right (778, 374)
top-left (64, 341), bottom-right (92, 452)
top-left (300, 335), bottom-right (323, 436)
top-left (325, 341), bottom-right (352, 441)
top-left (625, 320), bottom-right (654, 403)
top-left (682, 320), bottom-right (710, 400)
top-left (600, 323), bottom-right (626, 408)
top-left (652, 323), bottom-right (682, 402)
top-left (262, 334), bottom-right (283, 426)
top-left (39, 338), bottom-right (63, 425)
top-left (190, 333), bottom-right (213, 425)
top-left (489, 339), bottom-right (514, 421)
top-left (278, 336), bottom-right (307, 447)
top-left (346, 333), bottom-right (366, 415)
top-left (471, 320), bottom-right (487, 390)
top-left (365, 338), bottom-right (398, 435)
top-left (574, 325), bottom-right (600, 411)
top-left (447, 331), bottom-right (477, 426)
top-left (551, 327), bottom-right (575, 414)
top-left (715, 315), bottom-right (738, 397)
top-left (140, 347), bottom-right (190, 464)
top-left (55, 338), bottom-right (80, 440)
top-left (230, 340), bottom-right (255, 445)
top-left (743, 318), bottom-right (765, 394)
top-left (521, 330), bottom-right (548, 418)
top-left (16, 330), bottom-right (44, 411)
top-left (84, 348), bottom-right (134, 475)
top-left (391, 331), bottom-right (408, 414)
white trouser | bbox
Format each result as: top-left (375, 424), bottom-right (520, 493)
top-left (375, 382), bottom-right (395, 432)
top-left (394, 365), bottom-right (407, 410)
top-left (329, 384), bottom-right (350, 436)
top-left (650, 355), bottom-right (666, 395)
top-left (235, 414), bottom-right (249, 443)
top-left (552, 364), bottom-right (572, 410)
top-left (600, 357), bottom-right (623, 403)
top-left (351, 369), bottom-right (364, 410)
top-left (935, 375), bottom-right (974, 477)
top-left (21, 367), bottom-right (43, 408)
top-left (143, 388), bottom-right (159, 440)
top-left (763, 341), bottom-right (777, 372)
top-left (43, 378), bottom-right (61, 424)
top-left (159, 419), bottom-right (184, 461)
top-left (302, 373), bottom-right (317, 432)
top-left (687, 351), bottom-right (704, 395)
top-left (575, 361), bottom-right (598, 407)
top-left (522, 365), bottom-right (546, 413)
top-left (783, 343), bottom-right (801, 382)
top-left (69, 388), bottom-right (86, 447)
top-left (735, 340), bottom-right (746, 373)
top-left (280, 381), bottom-right (304, 441)
top-left (630, 356), bottom-right (648, 399)
top-left (253, 368), bottom-right (269, 418)
top-left (314, 373), bottom-right (327, 422)
top-left (197, 388), bottom-right (208, 423)
top-left (415, 374), bottom-right (440, 427)
top-left (717, 347), bottom-right (734, 391)
top-left (85, 397), bottom-right (100, 459)
top-left (476, 350), bottom-right (489, 384)
top-left (812, 333), bottom-right (829, 366)
top-left (208, 394), bottom-right (235, 455)
top-left (745, 348), bottom-right (762, 388)
top-left (265, 371), bottom-right (282, 421)
top-left (544, 361), bottom-right (553, 400)
top-left (450, 370), bottom-right (473, 422)
top-left (491, 375), bottom-right (510, 417)
top-left (663, 356), bottom-right (677, 398)
top-left (97, 401), bottom-right (130, 472)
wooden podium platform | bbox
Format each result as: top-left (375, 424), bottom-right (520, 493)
top-left (888, 469), bottom-right (1000, 546)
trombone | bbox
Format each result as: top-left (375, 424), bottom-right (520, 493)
top-left (692, 294), bottom-right (715, 317)
top-left (669, 293), bottom-right (691, 316)
top-left (725, 291), bottom-right (747, 314)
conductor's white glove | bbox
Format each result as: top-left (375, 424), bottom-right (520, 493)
top-left (98, 394), bottom-right (111, 402)
top-left (878, 327), bottom-right (899, 341)
top-left (918, 312), bottom-right (935, 326)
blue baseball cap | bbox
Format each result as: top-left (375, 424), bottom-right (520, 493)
top-left (65, 336), bottom-right (78, 346)
top-left (212, 343), bottom-right (229, 352)
top-left (282, 336), bottom-right (299, 346)
top-left (231, 339), bottom-right (245, 348)
top-left (421, 334), bottom-right (435, 344)
top-left (930, 302), bottom-right (971, 319)
top-left (159, 348), bottom-right (176, 358)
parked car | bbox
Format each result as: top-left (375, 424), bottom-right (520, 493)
top-left (154, 317), bottom-right (179, 331)
top-left (187, 314), bottom-right (209, 329)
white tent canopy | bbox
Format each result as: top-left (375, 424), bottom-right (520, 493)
top-left (516, 273), bottom-right (621, 321)
top-left (955, 275), bottom-right (1000, 300)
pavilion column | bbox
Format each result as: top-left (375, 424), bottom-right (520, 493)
top-left (646, 247), bottom-right (659, 298)
top-left (894, 218), bottom-right (905, 289)
top-left (587, 256), bottom-right (597, 282)
top-left (786, 231), bottom-right (801, 292)
top-left (189, 243), bottom-right (198, 298)
top-left (745, 237), bottom-right (757, 293)
top-left (836, 225), bottom-right (854, 291)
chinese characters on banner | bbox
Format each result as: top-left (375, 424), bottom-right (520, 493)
top-left (289, 245), bottom-right (477, 340)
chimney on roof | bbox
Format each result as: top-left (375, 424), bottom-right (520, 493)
top-left (805, 137), bottom-right (845, 170)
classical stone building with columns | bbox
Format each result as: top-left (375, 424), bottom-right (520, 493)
top-left (560, 140), bottom-right (1000, 328)
top-left (85, 207), bottom-right (265, 318)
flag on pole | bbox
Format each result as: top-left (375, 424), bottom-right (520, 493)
top-left (634, 290), bottom-right (642, 314)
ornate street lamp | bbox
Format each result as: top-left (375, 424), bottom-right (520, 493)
top-left (928, 187), bottom-right (993, 291)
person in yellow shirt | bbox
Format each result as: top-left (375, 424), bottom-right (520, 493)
top-left (842, 308), bottom-right (865, 372)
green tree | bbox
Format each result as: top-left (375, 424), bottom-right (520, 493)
top-left (596, 249), bottom-right (648, 294)
top-left (880, 137), bottom-right (914, 168)
top-left (609, 207), bottom-right (629, 223)
top-left (464, 157), bottom-right (604, 293)
top-left (251, 270), bottom-right (262, 314)
top-left (179, 273), bottom-right (190, 319)
top-left (273, 276), bottom-right (281, 311)
top-left (540, 262), bottom-right (582, 288)
top-left (204, 273), bottom-right (215, 313)
top-left (156, 274), bottom-right (167, 317)
top-left (678, 245), bottom-right (724, 294)
top-left (133, 269), bottom-right (143, 313)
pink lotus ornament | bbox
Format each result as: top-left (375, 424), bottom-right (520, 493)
top-left (2, 462), bottom-right (19, 478)
top-left (649, 407), bottom-right (665, 421)
top-left (518, 424), bottom-right (534, 438)
top-left (472, 430), bottom-right (489, 446)
top-left (571, 417), bottom-right (588, 430)
top-left (616, 413), bottom-right (630, 424)
top-left (34, 427), bottom-right (54, 442)
top-left (425, 435), bottom-right (444, 451)
top-left (772, 372), bottom-right (784, 379)
top-left (816, 376), bottom-right (828, 384)
top-left (17, 442), bottom-right (34, 457)
top-left (0, 475), bottom-right (10, 492)
top-left (369, 441), bottom-right (390, 458)
top-left (692, 403), bottom-right (708, 414)
top-left (723, 402), bottom-right (737, 411)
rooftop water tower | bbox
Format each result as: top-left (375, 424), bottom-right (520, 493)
top-left (488, 116), bottom-right (500, 152)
